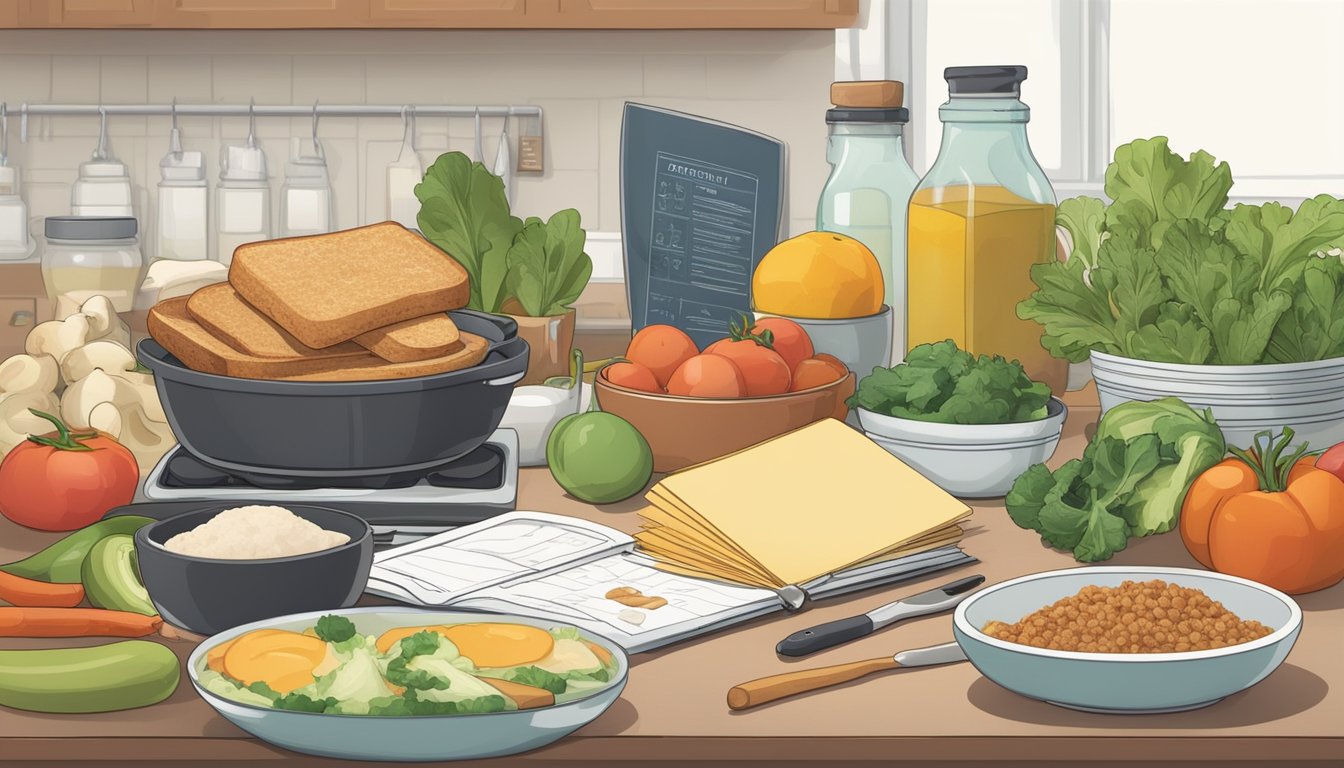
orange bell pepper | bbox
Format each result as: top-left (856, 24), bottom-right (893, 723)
top-left (1180, 428), bottom-right (1344, 594)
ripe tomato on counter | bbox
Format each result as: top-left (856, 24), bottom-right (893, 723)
top-left (0, 409), bottom-right (139, 532)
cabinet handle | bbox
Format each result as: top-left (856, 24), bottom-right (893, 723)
top-left (8, 310), bottom-right (33, 328)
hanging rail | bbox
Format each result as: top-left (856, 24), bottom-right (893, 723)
top-left (12, 102), bottom-right (543, 140)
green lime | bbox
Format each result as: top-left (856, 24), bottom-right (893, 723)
top-left (546, 412), bottom-right (653, 504)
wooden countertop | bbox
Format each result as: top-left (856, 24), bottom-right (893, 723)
top-left (0, 389), bottom-right (1341, 767)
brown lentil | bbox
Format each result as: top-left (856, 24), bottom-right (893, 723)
top-left (981, 579), bottom-right (1274, 653)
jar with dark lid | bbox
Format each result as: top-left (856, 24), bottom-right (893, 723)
top-left (41, 216), bottom-right (143, 315)
top-left (817, 80), bottom-right (920, 362)
top-left (907, 65), bottom-right (1066, 393)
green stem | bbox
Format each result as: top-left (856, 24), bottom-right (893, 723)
top-left (24, 409), bottom-right (95, 452)
top-left (1229, 428), bottom-right (1311, 493)
top-left (727, 313), bottom-right (775, 350)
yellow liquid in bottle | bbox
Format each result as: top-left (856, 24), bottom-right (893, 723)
top-left (907, 185), bottom-right (1067, 393)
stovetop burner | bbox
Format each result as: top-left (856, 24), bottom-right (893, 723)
top-left (137, 429), bottom-right (520, 532)
top-left (162, 444), bottom-right (505, 491)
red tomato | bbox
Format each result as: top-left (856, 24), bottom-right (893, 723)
top-left (0, 410), bottom-right (138, 532)
top-left (749, 317), bottom-right (814, 372)
top-left (666, 354), bottom-right (746, 398)
top-left (602, 361), bottom-right (662, 393)
top-left (791, 358), bottom-right (846, 391)
top-left (626, 325), bottom-right (699, 389)
top-left (705, 339), bottom-right (791, 396)
top-left (1318, 442), bottom-right (1344, 484)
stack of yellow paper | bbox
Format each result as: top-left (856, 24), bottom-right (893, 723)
top-left (636, 418), bottom-right (973, 589)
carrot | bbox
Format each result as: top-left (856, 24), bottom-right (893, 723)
top-left (0, 607), bottom-right (162, 638)
top-left (0, 570), bottom-right (86, 608)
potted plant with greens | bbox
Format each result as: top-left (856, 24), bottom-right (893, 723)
top-left (1018, 136), bottom-right (1344, 449)
top-left (415, 151), bottom-right (593, 385)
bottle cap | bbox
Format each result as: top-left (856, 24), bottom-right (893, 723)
top-left (825, 107), bottom-right (909, 124)
top-left (45, 215), bottom-right (138, 241)
top-left (944, 65), bottom-right (1028, 96)
top-left (830, 81), bottom-right (904, 109)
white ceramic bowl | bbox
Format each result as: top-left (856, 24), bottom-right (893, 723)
top-left (1090, 350), bottom-right (1344, 449)
top-left (188, 607), bottom-right (628, 762)
top-left (857, 397), bottom-right (1066, 498)
top-left (499, 382), bottom-right (582, 466)
top-left (953, 566), bottom-right (1302, 714)
top-left (754, 305), bottom-right (893, 379)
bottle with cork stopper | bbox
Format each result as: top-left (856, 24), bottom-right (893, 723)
top-left (817, 80), bottom-right (920, 364)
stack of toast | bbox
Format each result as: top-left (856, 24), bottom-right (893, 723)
top-left (148, 222), bottom-right (489, 382)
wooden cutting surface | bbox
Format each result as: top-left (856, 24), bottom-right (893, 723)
top-left (0, 386), bottom-right (1340, 766)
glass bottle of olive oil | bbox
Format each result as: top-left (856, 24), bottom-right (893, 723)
top-left (907, 65), bottom-right (1067, 393)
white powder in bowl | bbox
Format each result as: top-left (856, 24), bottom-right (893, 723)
top-left (164, 505), bottom-right (350, 560)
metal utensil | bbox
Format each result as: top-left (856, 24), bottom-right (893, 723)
top-left (473, 107), bottom-right (484, 163)
top-left (493, 116), bottom-right (512, 206)
top-left (776, 574), bottom-right (984, 657)
top-left (727, 641), bottom-right (967, 711)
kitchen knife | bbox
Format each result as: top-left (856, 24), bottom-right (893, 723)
top-left (776, 574), bottom-right (985, 657)
top-left (727, 641), bottom-right (968, 711)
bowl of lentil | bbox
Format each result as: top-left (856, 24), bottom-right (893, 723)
top-left (952, 566), bottom-right (1301, 714)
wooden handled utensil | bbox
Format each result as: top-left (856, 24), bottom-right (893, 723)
top-left (727, 641), bottom-right (967, 711)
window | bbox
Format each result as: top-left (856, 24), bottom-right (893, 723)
top-left (904, 0), bottom-right (1344, 200)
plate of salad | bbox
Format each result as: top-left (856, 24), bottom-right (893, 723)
top-left (188, 608), bottom-right (628, 762)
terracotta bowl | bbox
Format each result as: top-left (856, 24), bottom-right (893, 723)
top-left (594, 372), bottom-right (856, 473)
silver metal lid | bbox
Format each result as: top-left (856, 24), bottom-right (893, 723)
top-left (44, 216), bottom-right (138, 240)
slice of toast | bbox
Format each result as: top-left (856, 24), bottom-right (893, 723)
top-left (353, 313), bottom-right (463, 363)
top-left (149, 297), bottom-right (489, 382)
top-left (229, 222), bottom-right (470, 349)
top-left (186, 283), bottom-right (368, 361)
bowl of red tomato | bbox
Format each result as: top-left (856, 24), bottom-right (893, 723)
top-left (593, 319), bottom-right (856, 472)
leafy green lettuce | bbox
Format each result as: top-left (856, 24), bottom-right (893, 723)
top-left (847, 340), bottom-right (1051, 424)
top-left (415, 152), bottom-right (523, 313)
top-left (415, 151), bottom-right (593, 317)
top-left (1005, 397), bottom-right (1225, 562)
top-left (506, 210), bottom-right (593, 317)
top-left (1018, 137), bottom-right (1344, 365)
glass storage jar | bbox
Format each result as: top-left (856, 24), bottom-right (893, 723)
top-left (817, 84), bottom-right (919, 362)
top-left (42, 216), bottom-right (143, 315)
top-left (906, 65), bottom-right (1067, 393)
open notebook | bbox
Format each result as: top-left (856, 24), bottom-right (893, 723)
top-left (365, 511), bottom-right (975, 654)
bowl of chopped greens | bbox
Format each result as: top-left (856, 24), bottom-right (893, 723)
top-left (187, 608), bottom-right (628, 762)
top-left (1019, 136), bottom-right (1344, 450)
top-left (848, 341), bottom-right (1065, 498)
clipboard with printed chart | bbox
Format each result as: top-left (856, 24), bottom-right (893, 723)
top-left (620, 103), bottom-right (787, 349)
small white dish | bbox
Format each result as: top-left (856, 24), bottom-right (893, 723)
top-left (857, 397), bottom-right (1066, 498)
top-left (499, 382), bottom-right (582, 466)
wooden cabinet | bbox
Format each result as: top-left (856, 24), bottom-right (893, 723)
top-left (551, 0), bottom-right (859, 29)
top-left (0, 264), bottom-right (52, 361)
top-left (10, 0), bottom-right (857, 28)
top-left (154, 0), bottom-right (369, 28)
top-left (21, 0), bottom-right (156, 27)
top-left (368, 0), bottom-right (526, 27)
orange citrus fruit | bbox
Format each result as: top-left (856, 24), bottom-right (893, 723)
top-left (751, 232), bottom-right (885, 319)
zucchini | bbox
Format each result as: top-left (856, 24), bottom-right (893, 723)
top-left (1, 516), bottom-right (154, 583)
top-left (82, 534), bottom-right (157, 616)
top-left (0, 641), bottom-right (180, 713)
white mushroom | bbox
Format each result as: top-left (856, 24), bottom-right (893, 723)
top-left (61, 369), bottom-right (141, 429)
top-left (0, 390), bottom-right (61, 454)
top-left (25, 314), bottom-right (92, 364)
top-left (0, 354), bottom-right (59, 395)
top-left (78, 295), bottom-right (132, 349)
top-left (60, 340), bottom-right (137, 384)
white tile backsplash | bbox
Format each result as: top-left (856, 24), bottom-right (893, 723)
top-left (1, 28), bottom-right (835, 326)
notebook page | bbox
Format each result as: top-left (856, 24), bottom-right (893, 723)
top-left (366, 511), bottom-right (633, 606)
top-left (452, 552), bottom-right (780, 653)
top-left (655, 419), bottom-right (972, 585)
